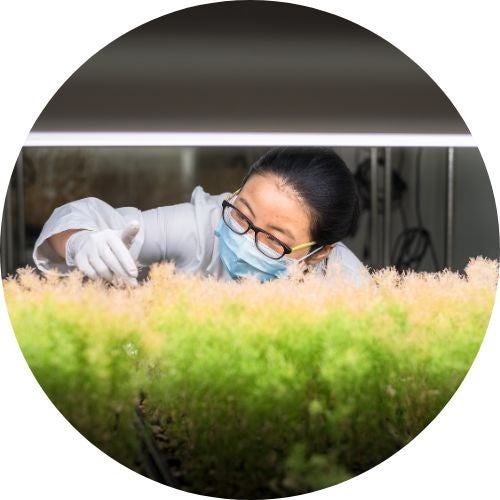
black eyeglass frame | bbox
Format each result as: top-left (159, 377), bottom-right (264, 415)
top-left (221, 199), bottom-right (317, 260)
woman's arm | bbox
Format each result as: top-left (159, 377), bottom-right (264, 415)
top-left (34, 187), bottom-right (228, 279)
top-left (47, 228), bottom-right (86, 259)
top-left (33, 197), bottom-right (145, 275)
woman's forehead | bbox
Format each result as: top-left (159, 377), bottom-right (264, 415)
top-left (238, 174), bottom-right (312, 238)
top-left (241, 173), bottom-right (299, 200)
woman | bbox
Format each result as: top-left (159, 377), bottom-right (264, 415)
top-left (34, 147), bottom-right (367, 285)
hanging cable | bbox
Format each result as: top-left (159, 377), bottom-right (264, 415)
top-left (390, 148), bottom-right (440, 272)
top-left (353, 148), bottom-right (440, 272)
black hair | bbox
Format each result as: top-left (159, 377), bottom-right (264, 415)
top-left (241, 147), bottom-right (360, 247)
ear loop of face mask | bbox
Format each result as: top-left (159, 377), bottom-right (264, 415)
top-left (284, 244), bottom-right (324, 264)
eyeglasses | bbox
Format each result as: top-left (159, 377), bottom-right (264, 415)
top-left (221, 194), bottom-right (317, 260)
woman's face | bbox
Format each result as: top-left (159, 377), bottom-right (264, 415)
top-left (234, 173), bottom-right (315, 260)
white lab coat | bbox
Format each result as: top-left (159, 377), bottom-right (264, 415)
top-left (33, 186), bottom-right (368, 284)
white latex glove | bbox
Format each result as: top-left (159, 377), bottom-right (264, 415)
top-left (65, 220), bottom-right (140, 286)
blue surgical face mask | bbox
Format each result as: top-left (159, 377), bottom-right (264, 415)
top-left (214, 219), bottom-right (323, 282)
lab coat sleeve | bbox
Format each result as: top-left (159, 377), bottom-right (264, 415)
top-left (139, 186), bottom-right (230, 275)
top-left (323, 242), bottom-right (372, 287)
top-left (328, 262), bottom-right (372, 287)
top-left (139, 203), bottom-right (199, 269)
top-left (33, 197), bottom-right (145, 273)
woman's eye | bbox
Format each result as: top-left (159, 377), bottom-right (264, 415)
top-left (233, 210), bottom-right (247, 223)
top-left (261, 233), bottom-right (283, 250)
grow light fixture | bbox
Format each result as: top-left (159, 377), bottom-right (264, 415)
top-left (25, 132), bottom-right (476, 148)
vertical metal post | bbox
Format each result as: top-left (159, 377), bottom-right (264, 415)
top-left (16, 150), bottom-right (25, 267)
top-left (2, 182), bottom-right (14, 278)
top-left (384, 147), bottom-right (392, 267)
top-left (370, 148), bottom-right (378, 268)
top-left (0, 198), bottom-right (7, 278)
top-left (181, 147), bottom-right (196, 190)
top-left (445, 147), bottom-right (455, 269)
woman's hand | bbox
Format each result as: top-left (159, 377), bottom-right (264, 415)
top-left (65, 221), bottom-right (140, 286)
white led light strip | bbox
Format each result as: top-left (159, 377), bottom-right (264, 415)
top-left (25, 132), bottom-right (476, 147)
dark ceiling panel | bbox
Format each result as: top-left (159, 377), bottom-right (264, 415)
top-left (32, 1), bottom-right (468, 134)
